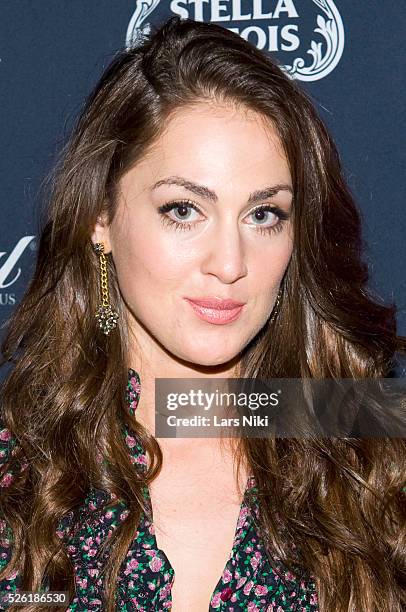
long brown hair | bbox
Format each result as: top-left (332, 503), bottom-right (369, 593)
top-left (1, 16), bottom-right (405, 611)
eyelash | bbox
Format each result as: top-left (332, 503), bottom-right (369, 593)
top-left (157, 199), bottom-right (291, 236)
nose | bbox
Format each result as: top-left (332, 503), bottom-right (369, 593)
top-left (200, 219), bottom-right (248, 284)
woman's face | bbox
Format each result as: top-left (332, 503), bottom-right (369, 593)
top-left (92, 102), bottom-right (293, 368)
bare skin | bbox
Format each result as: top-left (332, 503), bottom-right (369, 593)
top-left (147, 437), bottom-right (250, 610)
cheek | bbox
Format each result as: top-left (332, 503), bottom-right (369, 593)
top-left (250, 236), bottom-right (293, 290)
top-left (113, 227), bottom-right (193, 297)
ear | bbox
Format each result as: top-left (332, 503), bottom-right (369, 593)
top-left (91, 214), bottom-right (112, 254)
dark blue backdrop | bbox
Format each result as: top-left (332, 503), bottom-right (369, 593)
top-left (0, 2), bottom-right (405, 344)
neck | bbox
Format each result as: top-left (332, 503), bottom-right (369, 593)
top-left (126, 333), bottom-right (244, 463)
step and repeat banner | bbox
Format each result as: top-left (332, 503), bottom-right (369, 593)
top-left (0, 2), bottom-right (405, 346)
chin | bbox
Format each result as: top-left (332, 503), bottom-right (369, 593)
top-left (196, 356), bottom-right (233, 367)
top-left (177, 346), bottom-right (240, 368)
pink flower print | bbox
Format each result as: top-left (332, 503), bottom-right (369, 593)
top-left (237, 506), bottom-right (249, 529)
top-left (148, 582), bottom-right (156, 591)
top-left (247, 604), bottom-right (260, 612)
top-left (85, 536), bottom-right (94, 546)
top-left (88, 549), bottom-right (98, 557)
top-left (250, 555), bottom-right (259, 570)
top-left (158, 582), bottom-right (172, 600)
top-left (0, 473), bottom-right (13, 487)
top-left (127, 559), bottom-right (139, 570)
top-left (105, 511), bottom-right (113, 519)
top-left (250, 550), bottom-right (262, 570)
top-left (130, 376), bottom-right (141, 393)
top-left (210, 592), bottom-right (222, 608)
top-left (125, 435), bottom-right (136, 448)
top-left (285, 570), bottom-right (295, 581)
top-left (254, 585), bottom-right (268, 596)
top-left (222, 568), bottom-right (232, 584)
top-left (310, 592), bottom-right (318, 605)
top-left (130, 400), bottom-right (139, 413)
top-left (149, 555), bottom-right (163, 572)
top-left (88, 568), bottom-right (99, 578)
top-left (247, 475), bottom-right (256, 488)
top-left (0, 428), bottom-right (11, 441)
top-left (243, 580), bottom-right (254, 595)
top-left (135, 454), bottom-right (147, 465)
top-left (76, 577), bottom-right (87, 588)
top-left (148, 524), bottom-right (155, 535)
top-left (236, 577), bottom-right (247, 589)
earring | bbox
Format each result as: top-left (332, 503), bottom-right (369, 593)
top-left (269, 287), bottom-right (282, 323)
top-left (93, 242), bottom-right (119, 335)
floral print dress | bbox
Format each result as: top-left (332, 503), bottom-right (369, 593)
top-left (0, 369), bottom-right (319, 611)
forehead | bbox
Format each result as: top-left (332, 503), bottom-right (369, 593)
top-left (124, 102), bottom-right (291, 191)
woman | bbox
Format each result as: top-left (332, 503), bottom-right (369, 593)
top-left (1, 15), bottom-right (405, 612)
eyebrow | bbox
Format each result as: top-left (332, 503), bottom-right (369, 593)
top-left (151, 176), bottom-right (293, 205)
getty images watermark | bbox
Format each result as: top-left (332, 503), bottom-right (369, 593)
top-left (154, 378), bottom-right (406, 438)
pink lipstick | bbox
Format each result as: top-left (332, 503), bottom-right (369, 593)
top-left (184, 297), bottom-right (245, 325)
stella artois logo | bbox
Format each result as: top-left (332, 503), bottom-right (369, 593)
top-left (126, 0), bottom-right (345, 82)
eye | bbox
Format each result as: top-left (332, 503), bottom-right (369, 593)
top-left (158, 199), bottom-right (203, 231)
top-left (245, 205), bottom-right (291, 235)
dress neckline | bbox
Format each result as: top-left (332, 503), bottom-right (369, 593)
top-left (52, 369), bottom-right (314, 609)
top-left (123, 367), bottom-right (260, 604)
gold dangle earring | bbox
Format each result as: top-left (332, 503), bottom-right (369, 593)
top-left (93, 242), bottom-right (119, 335)
top-left (269, 287), bottom-right (283, 324)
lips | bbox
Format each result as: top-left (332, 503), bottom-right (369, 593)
top-left (184, 297), bottom-right (246, 310)
top-left (183, 297), bottom-right (245, 325)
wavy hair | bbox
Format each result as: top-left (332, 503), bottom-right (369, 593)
top-left (1, 16), bottom-right (405, 612)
